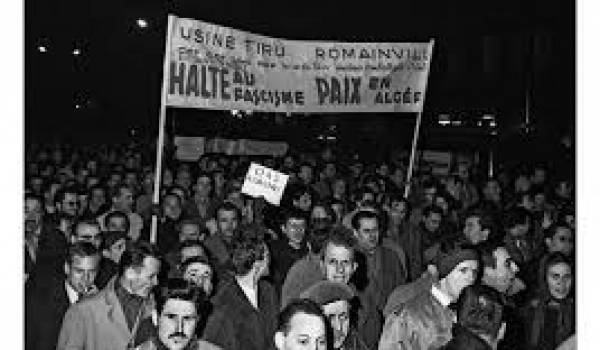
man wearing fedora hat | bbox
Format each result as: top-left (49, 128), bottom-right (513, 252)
top-left (300, 281), bottom-right (368, 350)
top-left (379, 247), bottom-right (479, 350)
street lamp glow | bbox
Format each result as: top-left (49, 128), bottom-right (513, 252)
top-left (136, 18), bottom-right (148, 28)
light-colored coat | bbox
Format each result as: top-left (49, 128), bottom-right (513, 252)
top-left (56, 278), bottom-right (154, 350)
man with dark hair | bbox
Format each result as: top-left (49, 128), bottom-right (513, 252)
top-left (403, 205), bottom-right (445, 281)
top-left (502, 208), bottom-right (534, 266)
top-left (26, 194), bottom-right (71, 286)
top-left (103, 210), bottom-right (131, 233)
top-left (281, 225), bottom-right (357, 308)
top-left (98, 184), bottom-right (143, 241)
top-left (480, 243), bottom-right (526, 350)
top-left (269, 208), bottom-right (310, 296)
top-left (95, 230), bottom-right (128, 289)
top-left (54, 186), bottom-right (80, 220)
top-left (300, 281), bottom-right (368, 350)
top-left (178, 218), bottom-right (206, 242)
top-left (380, 247), bottom-right (479, 350)
top-left (80, 185), bottom-right (109, 219)
top-left (134, 278), bottom-right (220, 350)
top-left (203, 233), bottom-right (278, 350)
top-left (26, 242), bottom-right (101, 350)
top-left (181, 256), bottom-right (214, 297)
top-left (351, 210), bottom-right (406, 349)
top-left (461, 210), bottom-right (496, 246)
top-left (274, 299), bottom-right (327, 350)
top-left (157, 193), bottom-right (184, 254)
top-left (203, 202), bottom-right (240, 271)
top-left (57, 241), bottom-right (161, 350)
top-left (442, 285), bottom-right (506, 350)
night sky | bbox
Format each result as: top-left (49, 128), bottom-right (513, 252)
top-left (25, 0), bottom-right (575, 158)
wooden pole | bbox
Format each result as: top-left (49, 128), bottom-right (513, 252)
top-left (150, 14), bottom-right (175, 244)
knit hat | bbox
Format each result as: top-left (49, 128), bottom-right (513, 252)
top-left (102, 230), bottom-right (128, 250)
top-left (300, 280), bottom-right (355, 306)
top-left (436, 247), bottom-right (479, 279)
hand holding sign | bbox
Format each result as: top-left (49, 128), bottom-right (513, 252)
top-left (241, 163), bottom-right (289, 206)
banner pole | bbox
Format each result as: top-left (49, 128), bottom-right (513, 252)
top-left (150, 14), bottom-right (175, 244)
top-left (404, 111), bottom-right (423, 199)
top-left (404, 38), bottom-right (435, 199)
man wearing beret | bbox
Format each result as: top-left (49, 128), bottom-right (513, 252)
top-left (379, 247), bottom-right (479, 350)
top-left (300, 281), bottom-right (369, 350)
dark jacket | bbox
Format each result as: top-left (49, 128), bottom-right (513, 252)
top-left (268, 239), bottom-right (309, 297)
top-left (25, 278), bottom-right (71, 350)
top-left (442, 324), bottom-right (493, 350)
top-left (521, 297), bottom-right (575, 350)
top-left (203, 278), bottom-right (278, 350)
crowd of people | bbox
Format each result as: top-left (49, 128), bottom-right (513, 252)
top-left (24, 140), bottom-right (576, 350)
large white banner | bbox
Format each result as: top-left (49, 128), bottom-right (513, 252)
top-left (165, 15), bottom-right (434, 113)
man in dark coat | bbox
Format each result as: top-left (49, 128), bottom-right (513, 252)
top-left (203, 232), bottom-right (278, 350)
top-left (442, 285), bottom-right (506, 350)
top-left (26, 242), bottom-right (101, 350)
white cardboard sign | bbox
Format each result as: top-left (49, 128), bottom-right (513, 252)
top-left (241, 163), bottom-right (289, 206)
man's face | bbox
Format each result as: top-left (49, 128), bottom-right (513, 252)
top-left (176, 171), bottom-right (192, 190)
top-left (321, 243), bottom-right (357, 284)
top-left (463, 216), bottom-right (488, 245)
top-left (195, 176), bottom-right (212, 197)
top-left (310, 206), bottom-right (331, 231)
top-left (106, 238), bottom-right (127, 264)
top-left (293, 193), bottom-right (312, 212)
top-left (60, 192), bottom-right (79, 217)
top-left (108, 173), bottom-right (122, 188)
top-left (510, 217), bottom-right (530, 237)
top-left (114, 188), bottom-right (134, 213)
top-left (25, 198), bottom-right (43, 233)
top-left (546, 227), bottom-right (574, 256)
top-left (532, 169), bottom-right (546, 185)
top-left (183, 262), bottom-right (213, 296)
top-left (324, 164), bottom-right (337, 179)
top-left (515, 175), bottom-right (531, 193)
top-left (163, 195), bottom-right (182, 220)
top-left (158, 299), bottom-right (199, 350)
top-left (283, 218), bottom-right (307, 246)
top-left (30, 177), bottom-right (44, 194)
top-left (217, 209), bottom-right (239, 240)
top-left (90, 188), bottom-right (106, 208)
top-left (355, 217), bottom-right (379, 252)
top-left (389, 200), bottom-right (408, 223)
top-left (556, 181), bottom-right (573, 199)
top-left (483, 180), bottom-right (501, 202)
top-left (127, 256), bottom-right (161, 298)
top-left (546, 262), bottom-right (572, 300)
top-left (457, 164), bottom-right (469, 180)
top-left (423, 212), bottom-right (442, 233)
top-left (298, 166), bottom-right (313, 184)
top-left (444, 260), bottom-right (478, 301)
top-left (484, 247), bottom-right (519, 294)
top-left (350, 163), bottom-right (363, 178)
top-left (65, 255), bottom-right (100, 295)
top-left (73, 223), bottom-right (102, 249)
top-left (124, 173), bottom-right (138, 188)
top-left (275, 313), bottom-right (327, 350)
top-left (179, 223), bottom-right (203, 242)
top-left (322, 300), bottom-right (350, 349)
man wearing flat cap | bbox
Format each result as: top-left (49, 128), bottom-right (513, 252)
top-left (300, 281), bottom-right (368, 350)
top-left (379, 247), bottom-right (479, 350)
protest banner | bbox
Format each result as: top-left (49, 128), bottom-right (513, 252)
top-left (152, 14), bottom-right (435, 241)
top-left (241, 163), bottom-right (289, 206)
top-left (165, 15), bottom-right (434, 114)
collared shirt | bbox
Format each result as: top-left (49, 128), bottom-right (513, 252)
top-left (65, 281), bottom-right (79, 304)
top-left (431, 284), bottom-right (452, 308)
top-left (237, 280), bottom-right (258, 309)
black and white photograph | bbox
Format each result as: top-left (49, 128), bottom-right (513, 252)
top-left (14, 0), bottom-right (592, 349)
